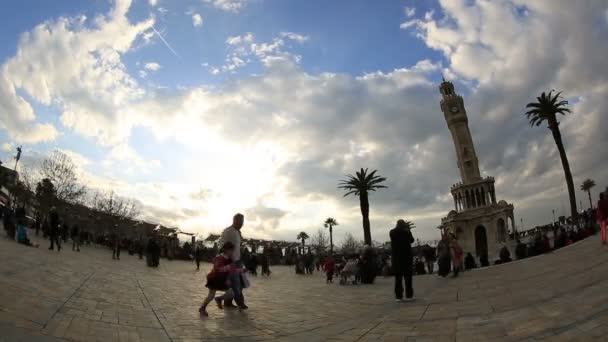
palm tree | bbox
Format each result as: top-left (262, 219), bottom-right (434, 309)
top-left (339, 168), bottom-right (387, 246)
top-left (324, 217), bottom-right (339, 256)
top-left (525, 90), bottom-right (577, 219)
top-left (580, 178), bottom-right (596, 210)
top-left (297, 232), bottom-right (309, 253)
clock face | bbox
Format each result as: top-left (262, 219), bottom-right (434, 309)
top-left (450, 106), bottom-right (459, 113)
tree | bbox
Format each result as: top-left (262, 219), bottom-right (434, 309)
top-left (338, 168), bottom-right (387, 245)
top-left (35, 178), bottom-right (56, 217)
top-left (89, 190), bottom-right (140, 233)
top-left (11, 168), bottom-right (35, 208)
top-left (580, 178), bottom-right (596, 210)
top-left (297, 231), bottom-right (309, 252)
top-left (340, 232), bottom-right (362, 253)
top-left (525, 91), bottom-right (577, 220)
top-left (39, 150), bottom-right (86, 205)
top-left (324, 217), bottom-right (338, 256)
top-left (311, 228), bottom-right (329, 254)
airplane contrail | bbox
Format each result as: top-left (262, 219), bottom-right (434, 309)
top-left (151, 25), bottom-right (179, 57)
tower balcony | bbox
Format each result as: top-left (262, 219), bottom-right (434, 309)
top-left (449, 176), bottom-right (497, 213)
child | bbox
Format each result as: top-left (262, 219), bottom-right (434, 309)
top-left (199, 242), bottom-right (236, 316)
top-left (324, 256), bottom-right (335, 284)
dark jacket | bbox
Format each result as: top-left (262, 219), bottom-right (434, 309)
top-left (390, 226), bottom-right (414, 266)
top-left (49, 211), bottom-right (60, 235)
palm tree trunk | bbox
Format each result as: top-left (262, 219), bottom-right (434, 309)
top-left (360, 191), bottom-right (372, 245)
top-left (549, 122), bottom-right (578, 220)
top-left (329, 226), bottom-right (333, 256)
top-left (587, 190), bottom-right (593, 209)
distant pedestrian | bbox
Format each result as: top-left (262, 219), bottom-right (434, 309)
top-left (437, 234), bottom-right (451, 277)
top-left (261, 252), bottom-right (271, 277)
top-left (324, 256), bottom-right (335, 284)
top-left (71, 224), bottom-right (81, 252)
top-left (48, 208), bottom-right (61, 252)
top-left (464, 253), bottom-right (476, 270)
top-left (195, 244), bottom-right (203, 271)
top-left (423, 246), bottom-right (436, 274)
top-left (112, 224), bottom-right (121, 260)
top-left (515, 239), bottom-right (527, 260)
top-left (449, 234), bottom-right (463, 277)
top-left (390, 219), bottom-right (415, 302)
top-left (597, 193), bottom-right (608, 244)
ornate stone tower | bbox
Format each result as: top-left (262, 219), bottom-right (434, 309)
top-left (439, 80), bottom-right (515, 260)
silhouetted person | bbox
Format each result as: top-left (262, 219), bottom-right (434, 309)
top-left (3, 207), bottom-right (16, 239)
top-left (598, 193), bottom-right (608, 244)
top-left (414, 258), bottom-right (426, 275)
top-left (48, 208), bottom-right (61, 251)
top-left (390, 219), bottom-right (415, 301)
top-left (71, 224), bottom-right (81, 252)
top-left (515, 239), bottom-right (527, 260)
top-left (146, 237), bottom-right (161, 267)
top-left (112, 224), bottom-right (120, 260)
top-left (479, 252), bottom-right (489, 267)
top-left (35, 214), bottom-right (40, 236)
top-left (499, 245), bottom-right (512, 263)
top-left (464, 253), bottom-right (476, 270)
top-left (61, 222), bottom-right (69, 243)
top-left (423, 246), bottom-right (436, 274)
top-left (437, 235), bottom-right (451, 277)
top-left (195, 244), bottom-right (203, 271)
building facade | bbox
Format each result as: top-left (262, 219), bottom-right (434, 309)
top-left (438, 80), bottom-right (515, 259)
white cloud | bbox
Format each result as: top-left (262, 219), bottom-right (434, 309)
top-left (104, 142), bottom-right (161, 173)
top-left (148, 0), bottom-right (159, 6)
top-left (405, 6), bottom-right (416, 18)
top-left (204, 0), bottom-right (247, 13)
top-left (280, 32), bottom-right (309, 43)
top-left (192, 13), bottom-right (203, 27)
top-left (1, 142), bottom-right (13, 153)
top-left (226, 32), bottom-right (254, 45)
top-left (144, 62), bottom-right (161, 71)
top-left (1, 0), bottom-right (154, 146)
top-left (211, 31), bottom-right (308, 73)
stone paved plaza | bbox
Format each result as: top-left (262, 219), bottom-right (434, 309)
top-left (1, 233), bottom-right (608, 342)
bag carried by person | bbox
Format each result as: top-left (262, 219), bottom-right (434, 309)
top-left (241, 272), bottom-right (251, 289)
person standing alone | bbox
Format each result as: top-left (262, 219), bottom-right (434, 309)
top-left (390, 219), bottom-right (415, 302)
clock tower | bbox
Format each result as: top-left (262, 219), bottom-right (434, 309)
top-left (439, 80), bottom-right (481, 184)
top-left (438, 79), bottom-right (515, 261)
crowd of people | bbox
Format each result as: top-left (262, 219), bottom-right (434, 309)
top-left (3, 189), bottom-right (608, 315)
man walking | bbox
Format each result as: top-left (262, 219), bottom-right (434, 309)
top-left (390, 219), bottom-right (415, 302)
top-left (218, 213), bottom-right (248, 310)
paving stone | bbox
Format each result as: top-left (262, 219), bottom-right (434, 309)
top-left (1, 231), bottom-right (608, 341)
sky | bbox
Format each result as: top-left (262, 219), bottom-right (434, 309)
top-left (1, 0), bottom-right (607, 245)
